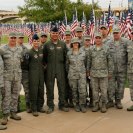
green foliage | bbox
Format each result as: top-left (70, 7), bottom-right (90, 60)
top-left (18, 0), bottom-right (101, 22)
top-left (0, 35), bottom-right (28, 45)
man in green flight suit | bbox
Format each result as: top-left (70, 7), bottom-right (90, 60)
top-left (43, 26), bottom-right (69, 114)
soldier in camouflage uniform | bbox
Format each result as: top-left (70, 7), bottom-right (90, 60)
top-left (88, 33), bottom-right (113, 113)
top-left (107, 26), bottom-right (129, 109)
top-left (64, 30), bottom-right (73, 108)
top-left (127, 27), bottom-right (133, 111)
top-left (66, 37), bottom-right (87, 113)
top-left (0, 55), bottom-right (7, 130)
top-left (0, 32), bottom-right (22, 125)
top-left (65, 30), bottom-right (71, 50)
top-left (39, 32), bottom-right (48, 93)
top-left (28, 34), bottom-right (45, 116)
top-left (17, 32), bottom-right (31, 113)
top-left (100, 25), bottom-right (112, 46)
top-left (82, 35), bottom-right (93, 107)
top-left (43, 26), bottom-right (69, 114)
top-left (40, 32), bottom-right (48, 50)
top-left (75, 26), bottom-right (84, 46)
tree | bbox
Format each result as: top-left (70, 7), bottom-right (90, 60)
top-left (18, 0), bottom-right (101, 22)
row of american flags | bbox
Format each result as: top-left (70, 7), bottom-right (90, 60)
top-left (0, 4), bottom-right (133, 44)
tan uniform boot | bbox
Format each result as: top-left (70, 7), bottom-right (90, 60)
top-left (1, 114), bottom-right (9, 125)
top-left (0, 124), bottom-right (7, 130)
top-left (10, 112), bottom-right (21, 120)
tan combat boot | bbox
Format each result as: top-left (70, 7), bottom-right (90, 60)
top-left (92, 102), bottom-right (99, 112)
top-left (1, 114), bottom-right (9, 125)
top-left (32, 112), bottom-right (39, 117)
top-left (80, 105), bottom-right (87, 113)
top-left (0, 124), bottom-right (7, 130)
top-left (106, 100), bottom-right (114, 108)
top-left (127, 105), bottom-right (133, 111)
top-left (115, 99), bottom-right (123, 109)
top-left (10, 112), bottom-right (21, 120)
top-left (101, 102), bottom-right (107, 113)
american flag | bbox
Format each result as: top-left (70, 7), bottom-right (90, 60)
top-left (89, 6), bottom-right (95, 44)
top-left (81, 11), bottom-right (87, 35)
top-left (119, 12), bottom-right (126, 36)
top-left (119, 10), bottom-right (132, 39)
top-left (59, 21), bottom-right (66, 40)
top-left (0, 24), bottom-right (2, 36)
top-left (101, 12), bottom-right (106, 25)
top-left (70, 8), bottom-right (78, 37)
top-left (125, 10), bottom-right (132, 39)
top-left (107, 4), bottom-right (114, 34)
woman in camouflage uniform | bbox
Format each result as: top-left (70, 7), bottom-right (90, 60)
top-left (66, 37), bottom-right (87, 113)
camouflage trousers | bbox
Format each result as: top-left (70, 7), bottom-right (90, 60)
top-left (86, 77), bottom-right (93, 100)
top-left (91, 77), bottom-right (108, 104)
top-left (0, 87), bottom-right (2, 112)
top-left (1, 80), bottom-right (21, 114)
top-left (21, 71), bottom-right (30, 105)
top-left (128, 74), bottom-right (133, 101)
top-left (69, 78), bottom-right (87, 105)
top-left (108, 72), bottom-right (126, 101)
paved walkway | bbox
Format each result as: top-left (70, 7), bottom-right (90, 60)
top-left (1, 87), bottom-right (133, 133)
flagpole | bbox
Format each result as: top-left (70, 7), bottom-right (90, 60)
top-left (75, 7), bottom-right (78, 21)
top-left (64, 10), bottom-right (67, 26)
top-left (92, 0), bottom-right (95, 26)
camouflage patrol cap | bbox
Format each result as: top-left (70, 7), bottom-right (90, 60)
top-left (95, 32), bottom-right (102, 38)
top-left (17, 32), bottom-right (24, 38)
top-left (113, 26), bottom-right (120, 33)
top-left (84, 35), bottom-right (91, 40)
top-left (71, 37), bottom-right (80, 48)
top-left (71, 37), bottom-right (80, 44)
top-left (75, 26), bottom-right (83, 32)
top-left (9, 32), bottom-right (17, 37)
top-left (40, 32), bottom-right (47, 37)
top-left (100, 25), bottom-right (107, 29)
top-left (65, 30), bottom-right (71, 35)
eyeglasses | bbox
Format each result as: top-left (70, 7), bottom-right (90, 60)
top-left (10, 37), bottom-right (16, 39)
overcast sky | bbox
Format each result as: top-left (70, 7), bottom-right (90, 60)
top-left (0, 0), bottom-right (128, 11)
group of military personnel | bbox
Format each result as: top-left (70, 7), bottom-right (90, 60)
top-left (0, 24), bottom-right (133, 130)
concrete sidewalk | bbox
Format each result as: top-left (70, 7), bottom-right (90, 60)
top-left (1, 87), bottom-right (133, 133)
